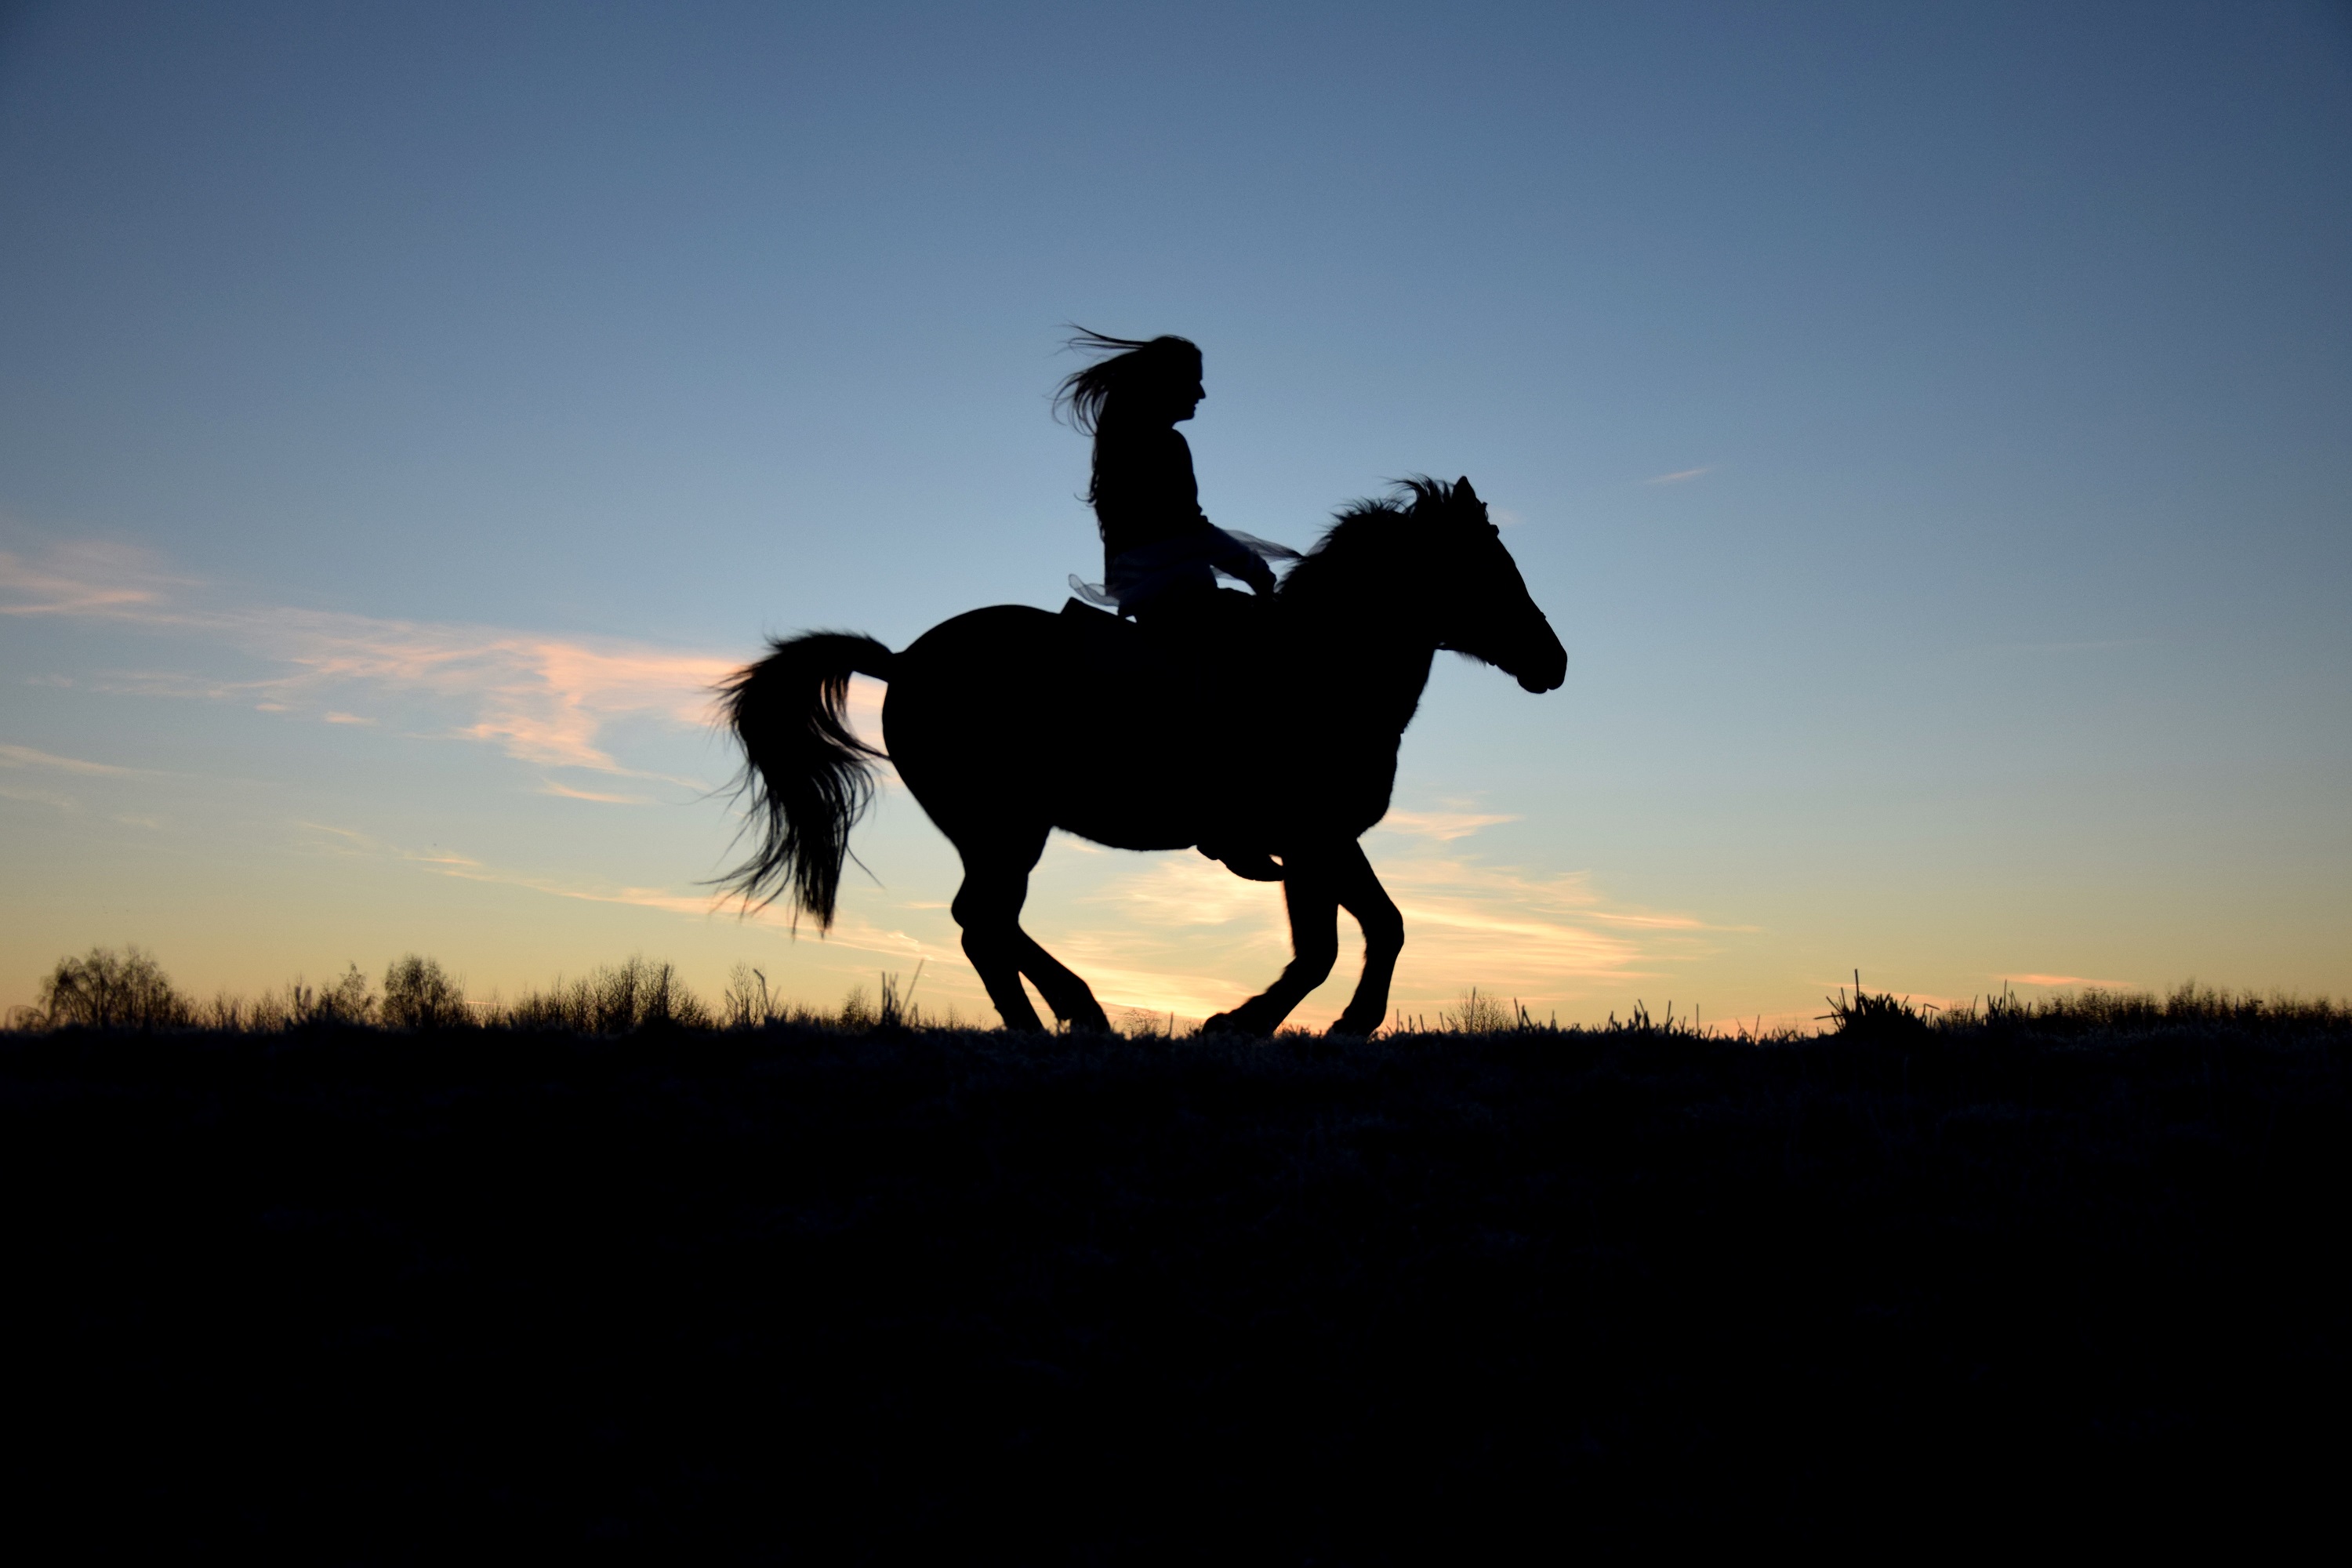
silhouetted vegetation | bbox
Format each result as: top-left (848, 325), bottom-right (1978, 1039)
top-left (502, 955), bottom-right (714, 1033)
top-left (380, 954), bottom-right (465, 1030)
top-left (20, 944), bottom-right (191, 1029)
top-left (12, 946), bottom-right (2346, 1048)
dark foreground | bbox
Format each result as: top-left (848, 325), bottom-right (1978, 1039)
top-left (5, 1017), bottom-right (2345, 1558)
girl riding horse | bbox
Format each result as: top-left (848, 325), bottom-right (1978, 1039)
top-left (1056, 329), bottom-right (1277, 626)
top-left (1060, 329), bottom-right (1285, 877)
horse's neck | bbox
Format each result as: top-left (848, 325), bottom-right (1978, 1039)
top-left (1281, 596), bottom-right (1438, 746)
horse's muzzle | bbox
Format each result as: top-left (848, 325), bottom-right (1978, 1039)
top-left (1515, 622), bottom-right (1569, 692)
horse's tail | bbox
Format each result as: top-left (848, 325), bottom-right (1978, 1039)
top-left (717, 632), bottom-right (895, 929)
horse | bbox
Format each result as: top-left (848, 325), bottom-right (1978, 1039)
top-left (719, 477), bottom-right (1566, 1036)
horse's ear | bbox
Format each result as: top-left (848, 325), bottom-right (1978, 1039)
top-left (1455, 477), bottom-right (1479, 504)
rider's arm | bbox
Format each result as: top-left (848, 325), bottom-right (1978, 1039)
top-left (1202, 523), bottom-right (1279, 597)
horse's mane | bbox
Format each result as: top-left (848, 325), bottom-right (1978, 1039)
top-left (1278, 477), bottom-right (1472, 601)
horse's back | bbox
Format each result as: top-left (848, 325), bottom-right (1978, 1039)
top-left (891, 604), bottom-right (1104, 709)
top-left (883, 604), bottom-right (1206, 851)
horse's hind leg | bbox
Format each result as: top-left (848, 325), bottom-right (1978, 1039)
top-left (952, 843), bottom-right (1047, 1033)
top-left (949, 831), bottom-right (1111, 1034)
top-left (1011, 929), bottom-right (1112, 1035)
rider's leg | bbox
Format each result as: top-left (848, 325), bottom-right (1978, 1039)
top-left (1326, 842), bottom-right (1404, 1037)
top-left (1147, 589), bottom-right (1283, 883)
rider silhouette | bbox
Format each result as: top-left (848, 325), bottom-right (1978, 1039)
top-left (1056, 330), bottom-right (1278, 623)
top-left (1058, 330), bottom-right (1284, 881)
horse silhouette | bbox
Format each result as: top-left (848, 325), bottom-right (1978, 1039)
top-left (720, 477), bottom-right (1566, 1036)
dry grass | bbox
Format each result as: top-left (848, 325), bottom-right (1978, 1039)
top-left (10, 946), bottom-right (2348, 1045)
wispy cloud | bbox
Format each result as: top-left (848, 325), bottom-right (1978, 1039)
top-left (0, 742), bottom-right (140, 775)
top-left (1072, 821), bottom-right (1743, 1023)
top-left (2001, 972), bottom-right (2137, 989)
top-left (0, 782), bottom-right (82, 811)
top-left (1374, 808), bottom-right (1519, 842)
top-left (1380, 857), bottom-right (1726, 994)
top-left (537, 779), bottom-right (655, 805)
top-left (0, 539), bottom-right (187, 615)
top-left (3, 539), bottom-right (746, 776)
top-left (1643, 466), bottom-right (1714, 485)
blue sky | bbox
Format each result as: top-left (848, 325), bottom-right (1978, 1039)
top-left (4, 0), bottom-right (2347, 1026)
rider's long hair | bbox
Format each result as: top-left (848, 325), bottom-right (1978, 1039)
top-left (1053, 328), bottom-right (1203, 509)
top-left (1053, 328), bottom-right (1200, 435)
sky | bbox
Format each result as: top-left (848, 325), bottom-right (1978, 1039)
top-left (3, 0), bottom-right (2348, 1029)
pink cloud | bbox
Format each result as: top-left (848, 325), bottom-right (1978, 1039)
top-left (2000, 972), bottom-right (2137, 989)
top-left (4, 537), bottom-right (745, 776)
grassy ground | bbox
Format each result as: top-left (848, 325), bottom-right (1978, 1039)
top-left (4, 1005), bottom-right (2344, 1558)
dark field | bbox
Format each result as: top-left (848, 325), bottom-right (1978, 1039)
top-left (5, 1008), bottom-right (2345, 1558)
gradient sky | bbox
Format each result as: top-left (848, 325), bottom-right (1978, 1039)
top-left (4, 0), bottom-right (2348, 1029)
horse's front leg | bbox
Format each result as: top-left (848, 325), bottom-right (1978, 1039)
top-left (1200, 857), bottom-right (1338, 1036)
top-left (1326, 840), bottom-right (1404, 1037)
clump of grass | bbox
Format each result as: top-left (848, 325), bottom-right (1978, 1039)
top-left (1446, 988), bottom-right (1517, 1034)
top-left (506, 956), bottom-right (713, 1033)
top-left (1937, 979), bottom-right (2348, 1037)
top-left (1820, 971), bottom-right (1934, 1043)
top-left (1595, 999), bottom-right (1709, 1038)
top-left (877, 964), bottom-right (924, 1029)
top-left (719, 961), bottom-right (949, 1033)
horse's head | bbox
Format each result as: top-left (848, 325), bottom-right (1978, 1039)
top-left (1408, 477), bottom-right (1567, 693)
top-left (1285, 476), bottom-right (1566, 692)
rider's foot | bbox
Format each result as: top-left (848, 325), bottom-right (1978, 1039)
top-left (1198, 844), bottom-right (1283, 882)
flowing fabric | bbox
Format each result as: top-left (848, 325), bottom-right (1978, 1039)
top-left (1068, 527), bottom-right (1301, 617)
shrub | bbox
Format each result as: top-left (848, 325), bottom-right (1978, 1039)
top-left (721, 962), bottom-right (778, 1029)
top-left (34, 946), bottom-right (190, 1030)
top-left (1446, 988), bottom-right (1518, 1034)
top-left (383, 955), bottom-right (466, 1030)
top-left (299, 964), bottom-right (378, 1026)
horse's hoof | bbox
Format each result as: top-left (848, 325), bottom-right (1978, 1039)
top-left (1327, 1017), bottom-right (1376, 1040)
top-left (1200, 1011), bottom-right (1262, 1037)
